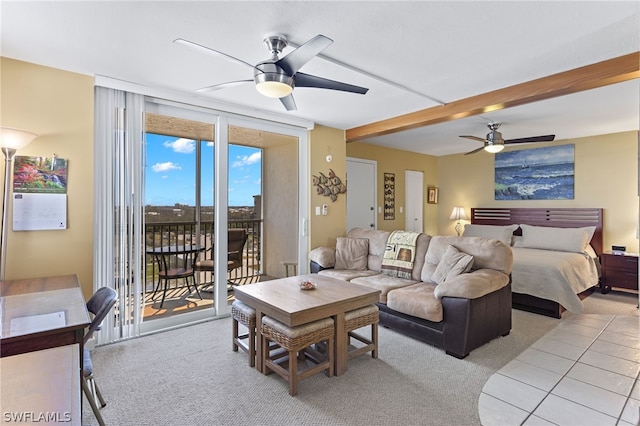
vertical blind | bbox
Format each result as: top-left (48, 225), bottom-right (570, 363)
top-left (93, 86), bottom-right (145, 344)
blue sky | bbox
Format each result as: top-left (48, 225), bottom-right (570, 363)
top-left (145, 133), bottom-right (262, 206)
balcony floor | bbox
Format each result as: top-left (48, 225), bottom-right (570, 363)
top-left (142, 275), bottom-right (273, 321)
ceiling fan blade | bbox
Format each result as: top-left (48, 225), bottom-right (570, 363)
top-left (459, 135), bottom-right (488, 143)
top-left (465, 146), bottom-right (486, 155)
top-left (280, 94), bottom-right (297, 111)
top-left (195, 80), bottom-right (253, 93)
top-left (276, 34), bottom-right (333, 76)
top-left (295, 72), bottom-right (368, 94)
top-left (174, 38), bottom-right (256, 69)
top-left (505, 135), bottom-right (556, 144)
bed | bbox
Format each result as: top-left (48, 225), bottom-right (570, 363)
top-left (469, 207), bottom-right (603, 318)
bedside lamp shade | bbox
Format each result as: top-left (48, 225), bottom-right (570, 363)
top-left (449, 206), bottom-right (467, 236)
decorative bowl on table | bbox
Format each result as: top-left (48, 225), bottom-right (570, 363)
top-left (299, 280), bottom-right (316, 290)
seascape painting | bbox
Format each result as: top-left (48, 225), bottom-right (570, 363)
top-left (495, 144), bottom-right (574, 200)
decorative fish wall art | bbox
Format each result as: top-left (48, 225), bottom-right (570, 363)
top-left (312, 168), bottom-right (346, 202)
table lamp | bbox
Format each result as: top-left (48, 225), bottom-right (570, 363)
top-left (449, 206), bottom-right (467, 236)
top-left (1, 127), bottom-right (39, 280)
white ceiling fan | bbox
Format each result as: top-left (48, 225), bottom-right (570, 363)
top-left (174, 34), bottom-right (369, 111)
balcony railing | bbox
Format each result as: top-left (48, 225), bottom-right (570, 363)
top-left (144, 219), bottom-right (262, 290)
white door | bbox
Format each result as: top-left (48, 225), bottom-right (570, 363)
top-left (346, 158), bottom-right (377, 231)
top-left (405, 170), bottom-right (423, 232)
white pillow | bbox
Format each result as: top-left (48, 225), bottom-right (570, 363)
top-left (462, 224), bottom-right (519, 245)
top-left (514, 224), bottom-right (596, 253)
top-left (335, 237), bottom-right (369, 270)
top-left (431, 245), bottom-right (474, 285)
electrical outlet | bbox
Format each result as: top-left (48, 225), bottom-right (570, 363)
top-left (322, 204), bottom-right (328, 216)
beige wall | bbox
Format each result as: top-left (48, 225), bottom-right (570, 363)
top-left (5, 57), bottom-right (636, 292)
top-left (263, 138), bottom-right (298, 278)
top-left (437, 132), bottom-right (639, 252)
top-left (309, 125), bottom-right (347, 249)
top-left (1, 58), bottom-right (94, 298)
top-left (346, 142), bottom-right (439, 236)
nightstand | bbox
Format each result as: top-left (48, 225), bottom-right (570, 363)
top-left (600, 251), bottom-right (638, 294)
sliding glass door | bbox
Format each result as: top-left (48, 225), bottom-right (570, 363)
top-left (139, 100), bottom-right (306, 334)
top-left (95, 84), bottom-right (310, 343)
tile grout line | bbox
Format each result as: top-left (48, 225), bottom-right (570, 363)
top-left (515, 315), bottom-right (615, 425)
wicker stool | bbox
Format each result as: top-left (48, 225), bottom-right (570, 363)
top-left (345, 304), bottom-right (379, 360)
top-left (261, 316), bottom-right (334, 396)
top-left (231, 300), bottom-right (256, 367)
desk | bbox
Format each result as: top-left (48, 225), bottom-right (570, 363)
top-left (1, 345), bottom-right (81, 425)
top-left (0, 274), bottom-right (90, 358)
top-left (233, 274), bottom-right (380, 376)
top-left (146, 244), bottom-right (204, 308)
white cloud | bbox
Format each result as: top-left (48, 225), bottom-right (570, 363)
top-left (152, 162), bottom-right (181, 173)
top-left (232, 151), bottom-right (261, 168)
top-left (163, 138), bottom-right (195, 154)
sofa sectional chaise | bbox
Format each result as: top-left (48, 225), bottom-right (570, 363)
top-left (309, 228), bottom-right (514, 358)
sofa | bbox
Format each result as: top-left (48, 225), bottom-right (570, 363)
top-left (309, 228), bottom-right (514, 358)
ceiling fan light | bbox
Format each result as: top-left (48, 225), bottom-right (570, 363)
top-left (254, 72), bottom-right (294, 98)
top-left (484, 144), bottom-right (504, 153)
top-left (256, 81), bottom-right (293, 98)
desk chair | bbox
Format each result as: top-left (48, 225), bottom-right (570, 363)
top-left (194, 229), bottom-right (248, 290)
top-left (83, 287), bottom-right (117, 426)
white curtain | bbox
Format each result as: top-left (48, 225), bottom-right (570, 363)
top-left (93, 86), bottom-right (145, 344)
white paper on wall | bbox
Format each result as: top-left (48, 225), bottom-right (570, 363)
top-left (12, 193), bottom-right (67, 231)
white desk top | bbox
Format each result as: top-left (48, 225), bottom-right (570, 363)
top-left (1, 344), bottom-right (81, 425)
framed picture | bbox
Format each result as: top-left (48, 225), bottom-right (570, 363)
top-left (383, 173), bottom-right (395, 220)
top-left (495, 144), bottom-right (574, 200)
top-left (427, 187), bottom-right (438, 204)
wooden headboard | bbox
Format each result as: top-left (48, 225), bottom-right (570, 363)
top-left (471, 207), bottom-right (604, 255)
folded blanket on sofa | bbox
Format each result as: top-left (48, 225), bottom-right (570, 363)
top-left (381, 230), bottom-right (420, 279)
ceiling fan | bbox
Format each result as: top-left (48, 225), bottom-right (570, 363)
top-left (459, 122), bottom-right (555, 155)
top-left (174, 34), bottom-right (369, 111)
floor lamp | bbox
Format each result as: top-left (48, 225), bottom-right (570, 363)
top-left (1, 127), bottom-right (39, 281)
top-left (449, 206), bottom-right (468, 236)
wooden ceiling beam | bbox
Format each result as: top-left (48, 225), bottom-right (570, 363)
top-left (345, 51), bottom-right (640, 142)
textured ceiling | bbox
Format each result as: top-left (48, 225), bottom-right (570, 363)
top-left (2, 1), bottom-right (639, 155)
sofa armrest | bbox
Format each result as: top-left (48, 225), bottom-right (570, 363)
top-left (434, 269), bottom-right (510, 300)
top-left (309, 246), bottom-right (336, 269)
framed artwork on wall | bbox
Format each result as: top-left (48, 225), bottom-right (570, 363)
top-left (384, 173), bottom-right (395, 220)
top-left (427, 187), bottom-right (439, 204)
top-left (495, 144), bottom-right (574, 200)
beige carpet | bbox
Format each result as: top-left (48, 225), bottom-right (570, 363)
top-left (82, 290), bottom-right (638, 426)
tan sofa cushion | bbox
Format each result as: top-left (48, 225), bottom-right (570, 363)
top-left (434, 269), bottom-right (511, 300)
top-left (309, 246), bottom-right (336, 268)
top-left (430, 245), bottom-right (474, 284)
top-left (422, 236), bottom-right (513, 282)
top-left (350, 274), bottom-right (418, 303)
top-left (347, 228), bottom-right (431, 278)
top-left (335, 237), bottom-right (369, 270)
top-left (318, 269), bottom-right (380, 282)
top-left (387, 283), bottom-right (443, 322)
top-left (346, 228), bottom-right (390, 272)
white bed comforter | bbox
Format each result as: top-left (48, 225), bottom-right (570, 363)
top-left (511, 247), bottom-right (600, 314)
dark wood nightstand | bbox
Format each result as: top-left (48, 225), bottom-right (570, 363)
top-left (600, 251), bottom-right (639, 294)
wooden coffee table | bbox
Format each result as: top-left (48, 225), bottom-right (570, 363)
top-left (233, 274), bottom-right (380, 376)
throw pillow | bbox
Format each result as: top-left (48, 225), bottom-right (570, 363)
top-left (514, 224), bottom-right (596, 253)
top-left (431, 245), bottom-right (474, 285)
top-left (335, 237), bottom-right (369, 270)
top-left (462, 224), bottom-right (519, 245)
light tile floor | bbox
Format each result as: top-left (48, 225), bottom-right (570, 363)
top-left (479, 314), bottom-right (640, 425)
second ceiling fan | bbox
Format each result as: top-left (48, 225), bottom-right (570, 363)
top-left (174, 34), bottom-right (369, 111)
top-left (460, 122), bottom-right (555, 155)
